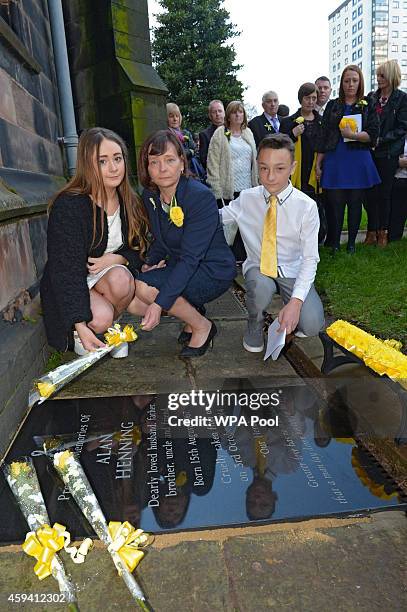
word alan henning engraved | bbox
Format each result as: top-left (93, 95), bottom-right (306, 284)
top-left (95, 421), bottom-right (135, 479)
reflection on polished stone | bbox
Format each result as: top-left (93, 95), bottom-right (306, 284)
top-left (1, 381), bottom-right (406, 544)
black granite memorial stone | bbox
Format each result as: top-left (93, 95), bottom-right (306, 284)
top-left (1, 383), bottom-right (406, 544)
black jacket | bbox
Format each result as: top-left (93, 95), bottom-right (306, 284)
top-left (367, 88), bottom-right (407, 158)
top-left (199, 124), bottom-right (217, 169)
top-left (248, 113), bottom-right (281, 147)
top-left (279, 109), bottom-right (323, 145)
top-left (317, 97), bottom-right (379, 153)
top-left (40, 193), bottom-right (142, 351)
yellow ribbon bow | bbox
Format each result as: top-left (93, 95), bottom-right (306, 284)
top-left (108, 522), bottom-right (149, 575)
top-left (22, 523), bottom-right (66, 580)
top-left (105, 324), bottom-right (138, 347)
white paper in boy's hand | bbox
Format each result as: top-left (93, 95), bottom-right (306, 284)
top-left (264, 318), bottom-right (286, 361)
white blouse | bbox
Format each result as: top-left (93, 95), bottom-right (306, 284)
top-left (230, 135), bottom-right (253, 193)
top-left (105, 206), bottom-right (123, 253)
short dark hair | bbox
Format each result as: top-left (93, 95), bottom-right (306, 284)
top-left (257, 133), bottom-right (295, 161)
top-left (277, 104), bottom-right (290, 117)
top-left (137, 129), bottom-right (188, 190)
top-left (315, 76), bottom-right (331, 84)
top-left (298, 82), bottom-right (317, 104)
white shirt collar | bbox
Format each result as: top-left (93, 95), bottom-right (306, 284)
top-left (263, 181), bottom-right (294, 206)
top-left (263, 112), bottom-right (278, 124)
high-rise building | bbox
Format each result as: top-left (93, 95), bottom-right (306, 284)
top-left (329, 0), bottom-right (407, 97)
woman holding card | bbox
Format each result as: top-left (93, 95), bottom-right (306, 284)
top-left (316, 65), bottom-right (380, 254)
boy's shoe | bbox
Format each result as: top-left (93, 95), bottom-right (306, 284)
top-left (73, 331), bottom-right (128, 358)
top-left (294, 330), bottom-right (308, 338)
top-left (243, 320), bottom-right (264, 352)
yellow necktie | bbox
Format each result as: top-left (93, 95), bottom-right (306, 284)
top-left (260, 195), bottom-right (278, 277)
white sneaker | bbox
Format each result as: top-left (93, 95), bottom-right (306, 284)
top-left (294, 330), bottom-right (308, 338)
top-left (73, 332), bottom-right (89, 356)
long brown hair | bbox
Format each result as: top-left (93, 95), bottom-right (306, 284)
top-left (338, 65), bottom-right (365, 103)
top-left (49, 127), bottom-right (149, 257)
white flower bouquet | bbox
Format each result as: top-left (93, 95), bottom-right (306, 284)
top-left (52, 450), bottom-right (150, 610)
top-left (3, 458), bottom-right (79, 609)
top-left (29, 324), bottom-right (138, 407)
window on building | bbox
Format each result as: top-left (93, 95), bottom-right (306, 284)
top-left (353, 0), bottom-right (357, 6)
top-left (0, 0), bottom-right (23, 37)
top-left (345, 17), bottom-right (348, 25)
top-left (345, 57), bottom-right (349, 64)
top-left (352, 24), bottom-right (357, 33)
top-left (345, 44), bottom-right (349, 51)
top-left (404, 15), bottom-right (407, 24)
top-left (402, 59), bottom-right (407, 66)
top-left (358, 62), bottom-right (362, 69)
top-left (333, 40), bottom-right (336, 47)
top-left (404, 1), bottom-right (407, 8)
top-left (392, 44), bottom-right (399, 51)
top-left (393, 30), bottom-right (399, 37)
top-left (333, 52), bottom-right (336, 60)
top-left (337, 36), bottom-right (341, 44)
top-left (333, 64), bottom-right (336, 72)
top-left (333, 26), bottom-right (336, 34)
top-left (393, 15), bottom-right (399, 22)
top-left (358, 34), bottom-right (362, 43)
top-left (358, 20), bottom-right (362, 30)
top-left (352, 51), bottom-right (357, 61)
top-left (358, 5), bottom-right (363, 15)
top-left (352, 38), bottom-right (357, 47)
top-left (358, 48), bottom-right (362, 58)
top-left (352, 10), bottom-right (357, 19)
top-left (393, 0), bottom-right (399, 7)
top-left (337, 62), bottom-right (341, 70)
top-left (402, 44), bottom-right (407, 51)
top-left (338, 23), bottom-right (341, 31)
top-left (338, 49), bottom-right (341, 57)
top-left (403, 30), bottom-right (407, 37)
top-left (345, 31), bottom-right (349, 39)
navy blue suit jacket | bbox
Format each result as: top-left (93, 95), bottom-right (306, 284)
top-left (142, 176), bottom-right (236, 310)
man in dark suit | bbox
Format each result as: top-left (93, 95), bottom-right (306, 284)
top-left (199, 100), bottom-right (225, 169)
top-left (248, 91), bottom-right (280, 147)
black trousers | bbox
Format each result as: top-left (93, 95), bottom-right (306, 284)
top-left (389, 177), bottom-right (407, 241)
top-left (365, 156), bottom-right (399, 231)
top-left (325, 188), bottom-right (365, 248)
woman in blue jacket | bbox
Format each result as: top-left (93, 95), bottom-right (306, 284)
top-left (128, 130), bottom-right (236, 357)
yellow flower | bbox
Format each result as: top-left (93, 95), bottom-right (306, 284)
top-left (169, 206), bottom-right (184, 227)
top-left (357, 99), bottom-right (368, 106)
top-left (54, 450), bottom-right (74, 470)
top-left (339, 117), bottom-right (358, 132)
top-left (295, 116), bottom-right (305, 124)
top-left (37, 381), bottom-right (56, 398)
top-left (105, 323), bottom-right (138, 347)
top-left (10, 461), bottom-right (30, 478)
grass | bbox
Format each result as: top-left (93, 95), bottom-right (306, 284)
top-left (45, 350), bottom-right (64, 372)
top-left (342, 206), bottom-right (367, 231)
top-left (315, 238), bottom-right (407, 348)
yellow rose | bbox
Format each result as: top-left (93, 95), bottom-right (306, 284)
top-left (10, 461), bottom-right (30, 478)
top-left (295, 116), bottom-right (305, 124)
top-left (339, 117), bottom-right (358, 132)
top-left (37, 381), bottom-right (56, 398)
top-left (169, 205), bottom-right (184, 227)
top-left (54, 450), bottom-right (74, 470)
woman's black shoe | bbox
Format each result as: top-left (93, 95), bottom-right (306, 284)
top-left (346, 244), bottom-right (355, 254)
top-left (180, 321), bottom-right (217, 358)
top-left (177, 330), bottom-right (192, 344)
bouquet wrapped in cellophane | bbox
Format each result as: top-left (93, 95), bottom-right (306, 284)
top-left (52, 450), bottom-right (150, 611)
top-left (3, 458), bottom-right (82, 609)
top-left (29, 324), bottom-right (138, 407)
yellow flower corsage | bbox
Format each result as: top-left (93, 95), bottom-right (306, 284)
top-left (357, 99), bottom-right (368, 106)
top-left (169, 195), bottom-right (184, 227)
top-left (295, 116), bottom-right (305, 124)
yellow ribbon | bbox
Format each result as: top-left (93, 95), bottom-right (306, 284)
top-left (108, 522), bottom-right (149, 575)
top-left (22, 523), bottom-right (93, 580)
top-left (105, 324), bottom-right (138, 347)
top-left (291, 135), bottom-right (321, 194)
top-left (22, 523), bottom-right (66, 580)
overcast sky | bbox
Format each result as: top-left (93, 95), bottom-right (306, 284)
top-left (148, 0), bottom-right (341, 114)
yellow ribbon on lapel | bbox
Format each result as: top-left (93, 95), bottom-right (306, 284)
top-left (105, 324), bottom-right (138, 347)
top-left (22, 523), bottom-right (66, 580)
top-left (108, 521), bottom-right (149, 574)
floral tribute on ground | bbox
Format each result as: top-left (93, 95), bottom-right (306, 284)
top-left (52, 450), bottom-right (151, 611)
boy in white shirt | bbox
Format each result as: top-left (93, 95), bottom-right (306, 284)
top-left (221, 133), bottom-right (325, 352)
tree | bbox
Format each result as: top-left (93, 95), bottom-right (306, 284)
top-left (152, 0), bottom-right (244, 132)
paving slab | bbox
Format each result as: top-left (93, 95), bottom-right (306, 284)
top-left (0, 513), bottom-right (405, 611)
top-left (55, 319), bottom-right (300, 400)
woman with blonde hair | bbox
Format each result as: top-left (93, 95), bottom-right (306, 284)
top-left (364, 59), bottom-right (407, 246)
top-left (206, 100), bottom-right (257, 260)
top-left (166, 102), bottom-right (196, 158)
top-left (40, 127), bottom-right (149, 354)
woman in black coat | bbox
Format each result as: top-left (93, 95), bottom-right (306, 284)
top-left (364, 59), bottom-right (407, 247)
top-left (40, 127), bottom-right (149, 353)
